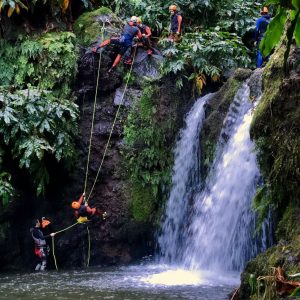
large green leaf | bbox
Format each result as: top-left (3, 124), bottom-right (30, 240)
top-left (295, 13), bottom-right (300, 46)
top-left (260, 8), bottom-right (287, 57)
top-left (292, 0), bottom-right (300, 10)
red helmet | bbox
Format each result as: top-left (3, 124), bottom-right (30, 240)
top-left (71, 201), bottom-right (80, 210)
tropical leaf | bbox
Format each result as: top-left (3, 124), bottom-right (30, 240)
top-left (260, 8), bottom-right (287, 57)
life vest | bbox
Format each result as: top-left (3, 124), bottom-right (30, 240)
top-left (30, 228), bottom-right (46, 248)
top-left (122, 23), bottom-right (140, 47)
top-left (170, 12), bottom-right (182, 33)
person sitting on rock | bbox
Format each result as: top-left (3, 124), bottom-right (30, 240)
top-left (136, 17), bottom-right (153, 55)
top-left (71, 193), bottom-right (107, 220)
top-left (30, 218), bottom-right (56, 271)
top-left (92, 16), bottom-right (142, 72)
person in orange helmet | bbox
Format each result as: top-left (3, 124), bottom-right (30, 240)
top-left (71, 193), bottom-right (107, 220)
top-left (254, 7), bottom-right (271, 68)
top-left (136, 17), bottom-right (153, 55)
top-left (168, 4), bottom-right (183, 42)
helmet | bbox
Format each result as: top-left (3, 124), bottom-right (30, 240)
top-left (137, 17), bottom-right (142, 24)
top-left (41, 217), bottom-right (51, 228)
top-left (71, 201), bottom-right (80, 210)
top-left (130, 16), bottom-right (137, 23)
top-left (260, 6), bottom-right (268, 14)
top-left (169, 5), bottom-right (177, 11)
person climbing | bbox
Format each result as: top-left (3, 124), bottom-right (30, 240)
top-left (254, 6), bottom-right (271, 68)
top-left (30, 218), bottom-right (56, 271)
top-left (71, 193), bottom-right (107, 220)
top-left (136, 17), bottom-right (153, 55)
top-left (92, 16), bottom-right (142, 72)
top-left (168, 5), bottom-right (183, 42)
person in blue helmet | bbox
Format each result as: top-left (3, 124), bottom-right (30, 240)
top-left (254, 6), bottom-right (271, 68)
top-left (93, 16), bottom-right (142, 72)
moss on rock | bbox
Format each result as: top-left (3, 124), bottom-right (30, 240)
top-left (73, 7), bottom-right (122, 46)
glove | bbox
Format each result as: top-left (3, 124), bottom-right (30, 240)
top-left (176, 32), bottom-right (181, 36)
top-left (50, 233), bottom-right (56, 237)
top-left (102, 212), bottom-right (108, 220)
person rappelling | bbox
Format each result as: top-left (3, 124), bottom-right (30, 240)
top-left (168, 4), bottom-right (183, 42)
top-left (92, 16), bottom-right (142, 72)
top-left (30, 218), bottom-right (56, 271)
top-left (71, 192), bottom-right (107, 221)
top-left (136, 17), bottom-right (153, 55)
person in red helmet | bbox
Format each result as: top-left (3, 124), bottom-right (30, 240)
top-left (168, 5), bottom-right (183, 42)
top-left (136, 17), bottom-right (153, 55)
top-left (71, 193), bottom-right (107, 220)
top-left (92, 16), bottom-right (142, 72)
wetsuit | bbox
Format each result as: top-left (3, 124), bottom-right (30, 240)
top-left (30, 227), bottom-right (50, 271)
top-left (138, 24), bottom-right (153, 53)
top-left (254, 14), bottom-right (271, 67)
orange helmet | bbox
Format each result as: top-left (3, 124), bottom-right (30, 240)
top-left (41, 218), bottom-right (51, 228)
top-left (137, 17), bottom-right (142, 24)
top-left (169, 5), bottom-right (177, 11)
top-left (260, 6), bottom-right (268, 14)
top-left (71, 201), bottom-right (80, 210)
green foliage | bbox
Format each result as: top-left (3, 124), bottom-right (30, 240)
top-left (0, 172), bottom-right (14, 207)
top-left (123, 86), bottom-right (172, 222)
top-left (161, 30), bottom-right (251, 79)
top-left (0, 32), bottom-right (78, 97)
top-left (260, 8), bottom-right (287, 57)
top-left (260, 0), bottom-right (300, 65)
top-left (0, 89), bottom-right (78, 195)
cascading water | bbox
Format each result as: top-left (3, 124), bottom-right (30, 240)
top-left (159, 70), bottom-right (269, 273)
top-left (158, 93), bottom-right (214, 263)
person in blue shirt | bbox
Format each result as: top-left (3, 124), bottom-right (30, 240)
top-left (254, 7), bottom-right (271, 68)
top-left (93, 16), bottom-right (142, 72)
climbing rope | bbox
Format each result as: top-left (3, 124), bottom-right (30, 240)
top-left (83, 22), bottom-right (106, 201)
top-left (86, 46), bottom-right (138, 203)
top-left (51, 219), bottom-right (90, 271)
top-left (86, 225), bottom-right (91, 267)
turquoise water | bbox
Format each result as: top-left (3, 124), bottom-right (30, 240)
top-left (0, 265), bottom-right (238, 300)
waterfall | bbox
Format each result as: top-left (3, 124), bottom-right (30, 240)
top-left (159, 71), bottom-right (269, 272)
top-left (158, 93), bottom-right (213, 264)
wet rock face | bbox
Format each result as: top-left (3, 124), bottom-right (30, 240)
top-left (76, 48), bottom-right (123, 96)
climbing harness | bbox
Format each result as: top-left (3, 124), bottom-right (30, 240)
top-left (86, 46), bottom-right (138, 203)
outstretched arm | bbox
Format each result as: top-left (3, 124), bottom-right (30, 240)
top-left (145, 26), bottom-right (152, 38)
top-left (77, 193), bottom-right (85, 205)
top-left (177, 15), bottom-right (183, 34)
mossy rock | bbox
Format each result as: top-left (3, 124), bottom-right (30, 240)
top-left (73, 7), bottom-right (123, 46)
top-left (239, 207), bottom-right (300, 299)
